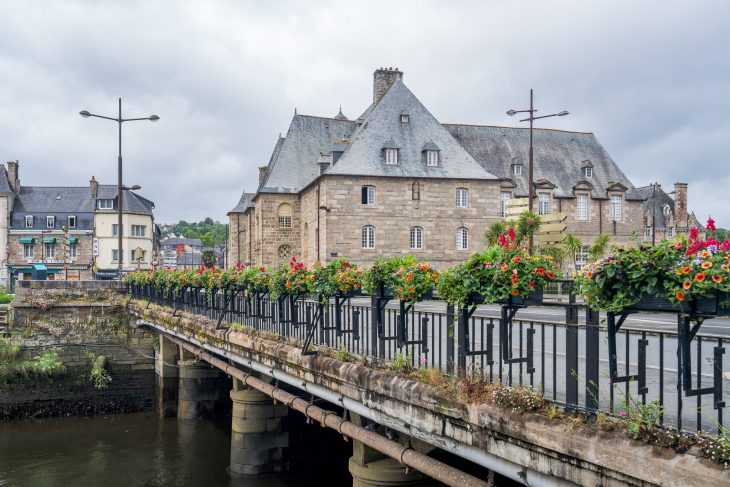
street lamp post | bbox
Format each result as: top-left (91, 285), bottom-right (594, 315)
top-left (80, 98), bottom-right (158, 276)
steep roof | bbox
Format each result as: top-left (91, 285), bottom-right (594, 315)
top-left (444, 124), bottom-right (643, 200)
top-left (637, 184), bottom-right (676, 230)
top-left (0, 166), bottom-right (13, 195)
top-left (97, 185), bottom-right (155, 215)
top-left (229, 191), bottom-right (256, 214)
top-left (258, 116), bottom-right (357, 193)
top-left (326, 81), bottom-right (496, 180)
top-left (13, 186), bottom-right (96, 213)
top-left (161, 237), bottom-right (202, 247)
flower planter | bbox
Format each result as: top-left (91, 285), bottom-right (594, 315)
top-left (497, 288), bottom-right (544, 307)
top-left (626, 291), bottom-right (728, 315)
top-left (378, 285), bottom-right (395, 300)
top-left (467, 292), bottom-right (486, 305)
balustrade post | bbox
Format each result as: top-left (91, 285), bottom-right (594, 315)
top-left (456, 307), bottom-right (468, 375)
top-left (585, 307), bottom-right (600, 412)
top-left (446, 304), bottom-right (455, 375)
top-left (565, 288), bottom-right (579, 408)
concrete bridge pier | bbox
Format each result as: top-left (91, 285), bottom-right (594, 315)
top-left (348, 413), bottom-right (436, 487)
top-left (177, 349), bottom-right (221, 419)
top-left (155, 335), bottom-right (179, 417)
top-left (229, 378), bottom-right (289, 476)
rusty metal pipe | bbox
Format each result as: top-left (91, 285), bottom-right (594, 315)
top-left (166, 335), bottom-right (490, 487)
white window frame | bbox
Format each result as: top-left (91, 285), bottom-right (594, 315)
top-left (538, 193), bottom-right (551, 215)
top-left (456, 227), bottom-right (469, 251)
top-left (409, 226), bottom-right (423, 250)
top-left (361, 186), bottom-right (375, 205)
top-left (610, 195), bottom-right (622, 221)
top-left (426, 150), bottom-right (439, 167)
top-left (583, 167), bottom-right (592, 178)
top-left (385, 148), bottom-right (398, 165)
top-left (512, 164), bottom-right (522, 176)
top-left (98, 199), bottom-right (114, 210)
top-left (576, 194), bottom-right (588, 221)
top-left (645, 227), bottom-right (652, 238)
top-left (278, 216), bottom-right (292, 228)
top-left (112, 249), bottom-right (120, 262)
top-left (131, 224), bottom-right (146, 237)
top-left (112, 224), bottom-right (118, 237)
top-left (500, 192), bottom-right (511, 219)
top-left (663, 205), bottom-right (671, 216)
top-left (23, 244), bottom-right (33, 259)
top-left (68, 215), bottom-right (76, 229)
top-left (25, 215), bottom-right (33, 228)
top-left (667, 227), bottom-right (674, 238)
top-left (44, 243), bottom-right (55, 259)
top-left (455, 188), bottom-right (468, 208)
top-left (46, 216), bottom-right (55, 228)
top-left (68, 244), bottom-right (77, 259)
top-left (362, 226), bottom-right (375, 249)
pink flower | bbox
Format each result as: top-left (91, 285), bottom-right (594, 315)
top-left (707, 217), bottom-right (717, 232)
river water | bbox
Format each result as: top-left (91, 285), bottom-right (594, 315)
top-left (0, 412), bottom-right (351, 487)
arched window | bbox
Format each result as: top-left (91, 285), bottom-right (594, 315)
top-left (410, 226), bottom-right (423, 250)
top-left (362, 226), bottom-right (375, 249)
top-left (456, 227), bottom-right (469, 251)
top-left (455, 188), bottom-right (468, 208)
top-left (277, 244), bottom-right (292, 262)
top-left (277, 203), bottom-right (292, 228)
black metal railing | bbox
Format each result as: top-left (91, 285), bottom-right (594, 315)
top-left (129, 284), bottom-right (729, 434)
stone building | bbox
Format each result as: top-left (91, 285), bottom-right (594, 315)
top-left (637, 182), bottom-right (704, 244)
top-left (228, 68), bottom-right (646, 269)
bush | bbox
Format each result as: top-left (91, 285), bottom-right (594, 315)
top-left (0, 294), bottom-right (13, 304)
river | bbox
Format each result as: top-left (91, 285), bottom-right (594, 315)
top-left (0, 412), bottom-right (351, 487)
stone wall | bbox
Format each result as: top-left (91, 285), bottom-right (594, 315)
top-left (1, 281), bottom-right (155, 419)
top-left (556, 194), bottom-right (645, 245)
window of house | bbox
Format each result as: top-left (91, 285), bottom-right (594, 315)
top-left (583, 167), bottom-right (593, 178)
top-left (112, 224), bottom-right (119, 236)
top-left (44, 243), bottom-right (55, 259)
top-left (131, 225), bottom-right (146, 237)
top-left (68, 215), bottom-right (76, 229)
top-left (667, 227), bottom-right (674, 238)
top-left (112, 249), bottom-right (120, 262)
top-left (512, 164), bottom-right (523, 176)
top-left (456, 227), bottom-right (469, 251)
top-left (277, 203), bottom-right (292, 228)
top-left (98, 199), bottom-right (114, 210)
top-left (25, 215), bottom-right (33, 228)
top-left (23, 244), bottom-right (33, 259)
top-left (538, 193), bottom-right (551, 215)
top-left (455, 188), bottom-right (468, 208)
top-left (362, 226), bottom-right (375, 249)
top-left (131, 249), bottom-right (146, 262)
top-left (610, 195), bottom-right (622, 221)
top-left (410, 227), bottom-right (423, 250)
top-left (576, 194), bottom-right (588, 221)
top-left (575, 245), bottom-right (590, 270)
top-left (361, 186), bottom-right (375, 205)
top-left (663, 205), bottom-right (671, 216)
top-left (277, 244), bottom-right (292, 262)
top-left (426, 150), bottom-right (439, 167)
top-left (68, 244), bottom-right (77, 258)
top-left (385, 148), bottom-right (398, 165)
top-left (46, 216), bottom-right (55, 228)
top-left (645, 227), bottom-right (652, 238)
top-left (500, 192), bottom-right (511, 219)
top-left (400, 112), bottom-right (409, 125)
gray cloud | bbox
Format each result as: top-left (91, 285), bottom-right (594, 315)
top-left (0, 0), bottom-right (728, 226)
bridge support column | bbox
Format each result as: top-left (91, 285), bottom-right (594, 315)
top-left (229, 379), bottom-right (289, 476)
top-left (177, 351), bottom-right (220, 419)
top-left (155, 335), bottom-right (179, 417)
top-left (348, 413), bottom-right (435, 487)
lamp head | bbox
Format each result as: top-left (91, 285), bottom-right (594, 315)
top-left (149, 115), bottom-right (160, 122)
top-left (79, 110), bottom-right (91, 118)
top-left (506, 110), bottom-right (517, 116)
top-left (558, 111), bottom-right (569, 116)
top-left (130, 185), bottom-right (142, 190)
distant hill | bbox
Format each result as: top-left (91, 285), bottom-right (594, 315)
top-left (160, 218), bottom-right (227, 247)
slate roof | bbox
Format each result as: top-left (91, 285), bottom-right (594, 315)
top-left (326, 81), bottom-right (496, 180)
top-left (13, 186), bottom-right (96, 213)
top-left (444, 124), bottom-right (643, 200)
top-left (97, 185), bottom-right (155, 214)
top-left (161, 237), bottom-right (203, 248)
top-left (229, 191), bottom-right (256, 214)
top-left (636, 184), bottom-right (676, 230)
top-left (0, 166), bottom-right (13, 194)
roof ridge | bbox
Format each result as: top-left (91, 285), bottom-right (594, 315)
top-left (442, 122), bottom-right (594, 135)
top-left (294, 113), bottom-right (358, 122)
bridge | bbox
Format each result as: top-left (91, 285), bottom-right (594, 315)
top-left (117, 282), bottom-right (728, 487)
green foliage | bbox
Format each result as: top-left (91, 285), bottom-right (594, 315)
top-left (0, 345), bottom-right (66, 380)
top-left (162, 218), bottom-right (228, 247)
top-left (0, 294), bottom-right (13, 304)
top-left (151, 334), bottom-right (160, 351)
top-left (310, 258), bottom-right (363, 302)
top-left (89, 354), bottom-right (112, 389)
top-left (484, 221), bottom-right (508, 247)
top-left (202, 250), bottom-right (217, 267)
top-left (389, 352), bottom-right (412, 374)
top-left (588, 234), bottom-right (611, 261)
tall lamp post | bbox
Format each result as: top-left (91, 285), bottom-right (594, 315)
top-left (80, 98), bottom-right (159, 276)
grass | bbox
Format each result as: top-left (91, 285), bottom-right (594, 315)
top-left (0, 339), bottom-right (66, 380)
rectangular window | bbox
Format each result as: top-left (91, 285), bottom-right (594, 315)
top-left (409, 227), bottom-right (423, 250)
top-left (512, 164), bottom-right (522, 176)
top-left (667, 227), bottom-right (674, 238)
top-left (538, 193), bottom-right (551, 215)
top-left (112, 249), bottom-right (120, 262)
top-left (362, 226), bottom-right (375, 249)
top-left (361, 186), bottom-right (375, 205)
top-left (23, 244), bottom-right (33, 259)
top-left (278, 216), bottom-right (292, 228)
top-left (583, 167), bottom-right (592, 178)
top-left (610, 195), bottom-right (622, 221)
top-left (575, 245), bottom-right (590, 270)
top-left (385, 148), bottom-right (398, 165)
top-left (112, 224), bottom-right (118, 236)
top-left (426, 151), bottom-right (438, 167)
top-left (455, 188), bottom-right (468, 208)
top-left (456, 228), bottom-right (469, 251)
top-left (645, 227), bottom-right (652, 238)
top-left (46, 216), bottom-right (55, 228)
top-left (68, 215), bottom-right (76, 229)
top-left (68, 244), bottom-right (77, 258)
top-left (131, 225), bottom-right (146, 237)
top-left (500, 192), bottom-right (511, 219)
top-left (98, 199), bottom-right (114, 210)
top-left (131, 249), bottom-right (146, 261)
top-left (25, 215), bottom-right (33, 228)
top-left (576, 194), bottom-right (588, 221)
top-left (44, 244), bottom-right (55, 259)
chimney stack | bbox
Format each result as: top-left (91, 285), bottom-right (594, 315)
top-left (258, 166), bottom-right (268, 187)
top-left (90, 175), bottom-right (98, 198)
top-left (373, 67), bottom-right (403, 105)
top-left (674, 182), bottom-right (688, 229)
top-left (6, 160), bottom-right (19, 193)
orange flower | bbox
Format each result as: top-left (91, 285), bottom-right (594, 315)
top-left (512, 256), bottom-right (522, 263)
top-left (546, 271), bottom-right (555, 279)
top-left (675, 290), bottom-right (685, 302)
top-left (701, 251), bottom-right (710, 259)
top-left (585, 271), bottom-right (593, 279)
top-left (683, 280), bottom-right (692, 290)
top-left (722, 264), bottom-right (729, 271)
top-left (712, 275), bottom-right (724, 284)
top-left (695, 272), bottom-right (706, 283)
top-left (682, 266), bottom-right (691, 274)
top-left (511, 289), bottom-right (520, 296)
top-left (702, 261), bottom-right (713, 269)
top-left (500, 263), bottom-right (508, 272)
top-left (511, 275), bottom-right (519, 285)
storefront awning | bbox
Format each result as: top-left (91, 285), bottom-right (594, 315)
top-left (19, 237), bottom-right (34, 244)
top-left (42, 237), bottom-right (56, 244)
top-left (68, 237), bottom-right (78, 244)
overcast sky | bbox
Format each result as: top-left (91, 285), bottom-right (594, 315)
top-left (1, 1), bottom-right (728, 227)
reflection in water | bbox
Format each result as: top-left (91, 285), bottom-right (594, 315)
top-left (0, 412), bottom-right (348, 487)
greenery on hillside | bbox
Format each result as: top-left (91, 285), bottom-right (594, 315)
top-left (160, 218), bottom-right (227, 247)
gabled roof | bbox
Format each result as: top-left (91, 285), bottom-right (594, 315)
top-left (326, 81), bottom-right (496, 180)
top-left (444, 124), bottom-right (643, 200)
top-left (0, 166), bottom-right (13, 195)
top-left (229, 191), bottom-right (256, 214)
top-left (637, 184), bottom-right (675, 230)
top-left (13, 186), bottom-right (96, 213)
top-left (97, 185), bottom-right (154, 215)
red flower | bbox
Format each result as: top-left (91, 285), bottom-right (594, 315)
top-left (707, 217), bottom-right (717, 232)
top-left (259, 267), bottom-right (265, 273)
top-left (537, 268), bottom-right (545, 276)
top-left (690, 227), bottom-right (699, 240)
top-left (546, 271), bottom-right (555, 279)
top-left (508, 228), bottom-right (516, 242)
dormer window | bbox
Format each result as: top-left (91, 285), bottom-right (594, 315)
top-left (583, 167), bottom-right (592, 178)
top-left (385, 148), bottom-right (398, 165)
top-left (98, 199), bottom-right (114, 210)
top-left (422, 141), bottom-right (440, 167)
top-left (25, 215), bottom-right (33, 228)
top-left (401, 111), bottom-right (409, 126)
top-left (663, 205), bottom-right (671, 216)
top-left (46, 216), bottom-right (55, 229)
top-left (512, 164), bottom-right (523, 176)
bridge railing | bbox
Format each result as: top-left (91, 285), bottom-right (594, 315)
top-left (129, 284), bottom-right (728, 435)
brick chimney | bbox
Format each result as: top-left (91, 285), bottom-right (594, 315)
top-left (258, 166), bottom-right (268, 187)
top-left (7, 160), bottom-right (19, 193)
top-left (674, 182), bottom-right (688, 228)
top-left (90, 175), bottom-right (98, 197)
top-left (373, 67), bottom-right (403, 104)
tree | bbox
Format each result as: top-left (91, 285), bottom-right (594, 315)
top-left (484, 221), bottom-right (508, 247)
top-left (563, 234), bottom-right (583, 271)
top-left (588, 234), bottom-right (611, 261)
top-left (202, 250), bottom-right (216, 267)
